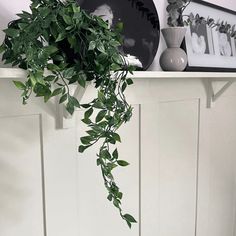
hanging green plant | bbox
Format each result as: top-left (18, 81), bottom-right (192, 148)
top-left (0, 0), bottom-right (137, 228)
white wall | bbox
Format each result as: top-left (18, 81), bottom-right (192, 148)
top-left (0, 0), bottom-right (236, 70)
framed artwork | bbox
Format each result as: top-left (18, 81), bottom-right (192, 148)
top-left (183, 0), bottom-right (236, 72)
top-left (78, 0), bottom-right (160, 70)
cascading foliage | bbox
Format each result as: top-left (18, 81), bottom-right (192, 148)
top-left (0, 0), bottom-right (137, 228)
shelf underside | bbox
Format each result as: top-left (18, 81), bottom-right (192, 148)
top-left (0, 68), bottom-right (236, 80)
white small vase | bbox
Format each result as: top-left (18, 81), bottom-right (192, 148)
top-left (160, 27), bottom-right (187, 71)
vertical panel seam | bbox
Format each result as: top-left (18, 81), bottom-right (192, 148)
top-left (233, 146), bottom-right (236, 236)
top-left (194, 99), bottom-right (201, 236)
top-left (39, 114), bottom-right (48, 236)
top-left (139, 104), bottom-right (142, 236)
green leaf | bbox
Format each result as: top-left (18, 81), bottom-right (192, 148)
top-left (117, 192), bottom-right (123, 199)
top-left (96, 16), bottom-right (109, 28)
top-left (68, 35), bottom-right (77, 47)
top-left (34, 83), bottom-right (50, 97)
top-left (121, 82), bottom-right (127, 92)
top-left (39, 7), bottom-right (50, 18)
top-left (56, 33), bottom-right (66, 42)
top-left (81, 118), bottom-right (92, 125)
top-left (115, 22), bottom-right (124, 33)
top-left (126, 78), bottom-right (133, 85)
top-left (97, 158), bottom-right (103, 166)
top-left (93, 101), bottom-right (104, 109)
top-left (88, 41), bottom-right (96, 50)
top-left (117, 160), bottom-right (129, 167)
top-left (126, 220), bottom-right (132, 228)
top-left (47, 63), bottom-right (60, 71)
top-left (63, 15), bottom-right (73, 25)
top-left (0, 44), bottom-right (6, 53)
top-left (112, 148), bottom-right (118, 160)
top-left (113, 199), bottom-right (120, 208)
top-left (123, 214), bottom-right (137, 223)
top-left (59, 94), bottom-right (68, 103)
top-left (100, 149), bottom-right (112, 160)
top-left (4, 28), bottom-right (19, 37)
top-left (78, 145), bottom-right (90, 153)
top-left (44, 45), bottom-right (58, 55)
top-left (96, 110), bottom-right (107, 123)
top-left (17, 10), bottom-right (31, 18)
top-left (113, 133), bottom-right (121, 142)
top-left (98, 91), bottom-right (105, 102)
top-left (110, 40), bottom-right (121, 47)
top-left (84, 108), bottom-right (93, 119)
top-left (66, 95), bottom-right (80, 115)
top-left (107, 163), bottom-right (118, 170)
top-left (66, 102), bottom-right (75, 115)
top-left (78, 77), bottom-right (86, 88)
top-left (53, 55), bottom-right (64, 62)
top-left (13, 81), bottom-right (26, 90)
top-left (97, 41), bottom-right (106, 54)
top-left (50, 23), bottom-right (58, 39)
top-left (109, 138), bottom-right (116, 145)
top-left (112, 54), bottom-right (123, 64)
top-left (69, 96), bottom-right (80, 108)
top-left (75, 72), bottom-right (87, 88)
top-left (107, 194), bottom-right (113, 201)
top-left (72, 3), bottom-right (80, 13)
top-left (45, 75), bottom-right (56, 82)
top-left (44, 93), bottom-right (51, 103)
top-left (80, 136), bottom-right (94, 145)
top-left (62, 67), bottom-right (74, 78)
top-left (31, 0), bottom-right (40, 9)
top-left (81, 104), bottom-right (91, 109)
top-left (51, 88), bottom-right (63, 97)
top-left (86, 130), bottom-right (98, 136)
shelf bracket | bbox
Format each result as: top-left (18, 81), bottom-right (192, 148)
top-left (204, 79), bottom-right (234, 108)
top-left (57, 83), bottom-right (88, 129)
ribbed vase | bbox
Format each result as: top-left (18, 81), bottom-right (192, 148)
top-left (160, 27), bottom-right (187, 71)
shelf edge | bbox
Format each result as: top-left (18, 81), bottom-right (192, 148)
top-left (1, 68), bottom-right (236, 79)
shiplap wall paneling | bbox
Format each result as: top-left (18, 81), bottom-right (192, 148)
top-left (0, 115), bottom-right (45, 236)
top-left (41, 115), bottom-right (79, 236)
top-left (197, 96), bottom-right (236, 236)
top-left (142, 100), bottom-right (200, 236)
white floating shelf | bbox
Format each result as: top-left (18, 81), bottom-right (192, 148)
top-left (0, 68), bottom-right (28, 79)
top-left (1, 68), bottom-right (236, 80)
top-left (128, 71), bottom-right (236, 80)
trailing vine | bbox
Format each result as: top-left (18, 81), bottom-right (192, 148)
top-left (0, 0), bottom-right (136, 227)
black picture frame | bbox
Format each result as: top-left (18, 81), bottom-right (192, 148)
top-left (183, 0), bottom-right (236, 72)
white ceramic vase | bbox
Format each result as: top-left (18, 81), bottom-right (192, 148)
top-left (160, 27), bottom-right (187, 71)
